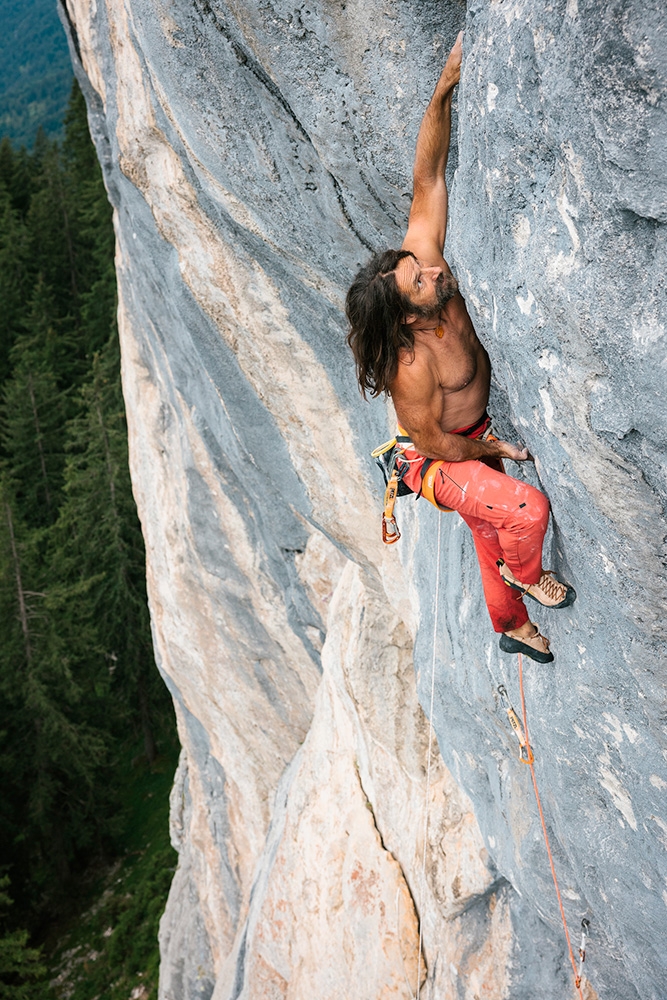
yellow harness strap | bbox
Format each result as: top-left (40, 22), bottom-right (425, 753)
top-left (371, 437), bottom-right (397, 458)
top-left (396, 425), bottom-right (454, 513)
top-left (419, 461), bottom-right (454, 513)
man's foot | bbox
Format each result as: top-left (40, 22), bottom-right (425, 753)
top-left (499, 623), bottom-right (554, 663)
top-left (496, 560), bottom-right (576, 609)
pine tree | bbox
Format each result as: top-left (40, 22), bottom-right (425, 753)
top-left (1, 279), bottom-right (68, 527)
top-left (25, 136), bottom-right (78, 323)
top-left (0, 475), bottom-right (110, 905)
top-left (0, 140), bottom-right (14, 201)
top-left (8, 146), bottom-right (34, 219)
top-left (0, 181), bottom-right (30, 385)
top-left (0, 878), bottom-right (47, 1000)
top-left (51, 338), bottom-right (167, 762)
top-left (0, 139), bottom-right (34, 219)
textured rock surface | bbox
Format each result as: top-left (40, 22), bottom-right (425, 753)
top-left (59, 0), bottom-right (666, 997)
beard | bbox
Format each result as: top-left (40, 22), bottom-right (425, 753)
top-left (410, 272), bottom-right (459, 318)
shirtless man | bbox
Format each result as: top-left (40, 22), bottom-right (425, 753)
top-left (345, 33), bottom-right (575, 663)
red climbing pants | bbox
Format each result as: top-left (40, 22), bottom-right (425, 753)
top-left (400, 419), bottom-right (550, 633)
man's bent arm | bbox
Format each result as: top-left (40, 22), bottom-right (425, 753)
top-left (393, 361), bottom-right (529, 463)
top-left (395, 388), bottom-right (528, 462)
top-left (403, 32), bottom-right (462, 257)
top-left (408, 425), bottom-right (528, 464)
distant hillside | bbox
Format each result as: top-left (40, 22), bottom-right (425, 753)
top-left (0, 0), bottom-right (73, 146)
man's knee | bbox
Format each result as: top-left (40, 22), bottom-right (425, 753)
top-left (527, 486), bottom-right (550, 525)
top-left (512, 485), bottom-right (550, 531)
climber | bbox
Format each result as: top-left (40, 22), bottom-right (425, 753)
top-left (345, 32), bottom-right (575, 663)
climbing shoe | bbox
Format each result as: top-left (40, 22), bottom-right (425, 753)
top-left (499, 624), bottom-right (554, 664)
top-left (496, 560), bottom-right (576, 610)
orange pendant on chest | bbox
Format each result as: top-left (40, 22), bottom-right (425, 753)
top-left (435, 325), bottom-right (444, 339)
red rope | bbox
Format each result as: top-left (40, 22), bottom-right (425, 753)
top-left (517, 652), bottom-right (585, 1000)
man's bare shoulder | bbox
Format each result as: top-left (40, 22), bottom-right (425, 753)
top-left (390, 346), bottom-right (437, 403)
top-left (389, 349), bottom-right (442, 439)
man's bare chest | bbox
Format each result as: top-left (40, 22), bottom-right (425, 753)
top-left (419, 332), bottom-right (487, 395)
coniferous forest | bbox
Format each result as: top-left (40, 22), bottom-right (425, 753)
top-left (0, 84), bottom-right (176, 1000)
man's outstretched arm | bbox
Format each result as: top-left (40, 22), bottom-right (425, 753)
top-left (402, 32), bottom-right (462, 261)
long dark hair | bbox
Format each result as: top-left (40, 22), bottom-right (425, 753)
top-left (345, 249), bottom-right (416, 398)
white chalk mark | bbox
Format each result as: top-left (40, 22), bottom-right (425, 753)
top-left (602, 713), bottom-right (624, 746)
top-left (516, 289), bottom-right (535, 315)
top-left (538, 349), bottom-right (559, 370)
top-left (599, 768), bottom-right (638, 831)
top-left (539, 388), bottom-right (555, 432)
top-left (623, 723), bottom-right (639, 745)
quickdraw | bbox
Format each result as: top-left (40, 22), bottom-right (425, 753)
top-left (382, 467), bottom-right (401, 544)
top-left (371, 433), bottom-right (453, 545)
top-left (577, 918), bottom-right (590, 988)
top-left (371, 434), bottom-right (416, 545)
top-left (497, 684), bottom-right (534, 764)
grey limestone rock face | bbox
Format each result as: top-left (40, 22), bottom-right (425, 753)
top-left (59, 0), bottom-right (666, 996)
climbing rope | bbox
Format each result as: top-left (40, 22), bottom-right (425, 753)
top-left (517, 652), bottom-right (587, 999)
top-left (412, 538), bottom-right (591, 997)
top-left (415, 515), bottom-right (442, 1000)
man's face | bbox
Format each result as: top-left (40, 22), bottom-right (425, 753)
top-left (394, 254), bottom-right (458, 319)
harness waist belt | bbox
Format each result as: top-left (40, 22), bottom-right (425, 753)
top-left (414, 412), bottom-right (493, 512)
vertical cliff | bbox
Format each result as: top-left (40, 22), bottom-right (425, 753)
top-left (59, 0), bottom-right (666, 997)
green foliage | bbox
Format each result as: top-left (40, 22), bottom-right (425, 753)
top-left (0, 0), bottom-right (73, 147)
top-left (0, 478), bottom-right (112, 898)
top-left (47, 745), bottom-right (178, 1000)
top-left (50, 340), bottom-right (167, 761)
top-left (2, 281), bottom-right (68, 526)
top-left (0, 75), bottom-right (174, 995)
top-left (0, 878), bottom-right (49, 1000)
top-left (0, 175), bottom-right (30, 383)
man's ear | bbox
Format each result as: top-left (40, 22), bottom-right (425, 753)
top-left (403, 314), bottom-right (417, 325)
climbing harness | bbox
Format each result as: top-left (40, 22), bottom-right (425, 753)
top-left (372, 414), bottom-right (502, 545)
top-left (515, 652), bottom-right (589, 998)
top-left (414, 515), bottom-right (442, 999)
top-left (497, 684), bottom-right (534, 764)
top-left (417, 457), bottom-right (455, 513)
